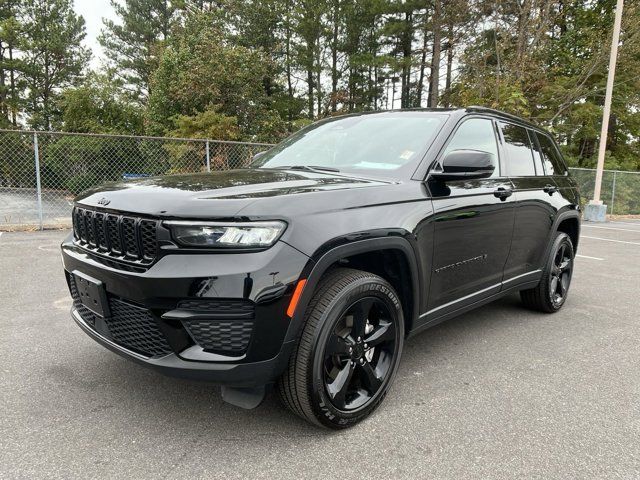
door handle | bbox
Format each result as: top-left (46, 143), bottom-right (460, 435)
top-left (493, 187), bottom-right (512, 200)
top-left (543, 184), bottom-right (558, 195)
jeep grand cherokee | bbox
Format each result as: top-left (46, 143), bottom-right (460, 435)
top-left (61, 107), bottom-right (580, 428)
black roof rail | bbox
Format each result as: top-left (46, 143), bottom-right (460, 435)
top-left (465, 106), bottom-right (542, 130)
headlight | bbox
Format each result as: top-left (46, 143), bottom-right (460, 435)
top-left (164, 221), bottom-right (286, 248)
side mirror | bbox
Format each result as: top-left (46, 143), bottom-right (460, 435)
top-left (252, 151), bottom-right (266, 161)
top-left (429, 149), bottom-right (495, 182)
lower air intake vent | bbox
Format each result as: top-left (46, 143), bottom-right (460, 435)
top-left (107, 299), bottom-right (172, 357)
top-left (178, 299), bottom-right (255, 355)
top-left (183, 320), bottom-right (253, 355)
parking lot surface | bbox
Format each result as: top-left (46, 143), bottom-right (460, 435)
top-left (0, 188), bottom-right (71, 228)
top-left (1, 223), bottom-right (639, 479)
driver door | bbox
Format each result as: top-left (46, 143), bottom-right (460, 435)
top-left (425, 117), bottom-right (515, 315)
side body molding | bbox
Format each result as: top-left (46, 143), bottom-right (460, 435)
top-left (283, 236), bottom-right (421, 343)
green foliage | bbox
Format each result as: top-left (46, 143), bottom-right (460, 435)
top-left (0, 0), bottom-right (24, 126)
top-left (0, 131), bottom-right (33, 188)
top-left (20, 0), bottom-right (91, 130)
top-left (146, 12), bottom-right (288, 142)
top-left (59, 73), bottom-right (144, 134)
top-left (99, 0), bottom-right (182, 103)
top-left (168, 108), bottom-right (240, 140)
top-left (1, 0), bottom-right (640, 187)
top-left (451, 0), bottom-right (640, 172)
top-left (37, 134), bottom-right (176, 194)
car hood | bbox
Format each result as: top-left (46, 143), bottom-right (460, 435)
top-left (75, 168), bottom-right (401, 219)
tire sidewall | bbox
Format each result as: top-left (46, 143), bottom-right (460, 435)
top-left (307, 277), bottom-right (404, 428)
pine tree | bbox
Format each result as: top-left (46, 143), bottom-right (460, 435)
top-left (0, 0), bottom-right (24, 126)
top-left (99, 0), bottom-right (181, 103)
top-left (21, 0), bottom-right (90, 130)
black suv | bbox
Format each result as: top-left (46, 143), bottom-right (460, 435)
top-left (62, 107), bottom-right (580, 428)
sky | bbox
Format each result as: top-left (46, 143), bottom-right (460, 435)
top-left (74, 0), bottom-right (117, 68)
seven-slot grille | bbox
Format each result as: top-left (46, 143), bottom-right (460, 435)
top-left (73, 207), bottom-right (158, 264)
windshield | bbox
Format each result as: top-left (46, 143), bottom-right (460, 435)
top-left (252, 112), bottom-right (447, 176)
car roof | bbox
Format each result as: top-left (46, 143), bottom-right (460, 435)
top-left (349, 106), bottom-right (545, 133)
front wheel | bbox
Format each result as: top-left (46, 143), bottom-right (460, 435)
top-left (520, 232), bottom-right (574, 313)
top-left (278, 268), bottom-right (404, 429)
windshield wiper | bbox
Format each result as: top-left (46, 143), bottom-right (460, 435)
top-left (273, 165), bottom-right (340, 173)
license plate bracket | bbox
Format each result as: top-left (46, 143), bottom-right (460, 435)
top-left (72, 271), bottom-right (110, 317)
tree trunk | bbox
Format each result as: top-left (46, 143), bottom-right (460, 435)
top-left (316, 37), bottom-right (322, 117)
top-left (0, 44), bottom-right (7, 121)
top-left (307, 63), bottom-right (314, 119)
top-left (316, 65), bottom-right (322, 117)
top-left (400, 11), bottom-right (413, 108)
top-left (416, 17), bottom-right (429, 107)
top-left (515, 0), bottom-right (531, 80)
top-left (330, 1), bottom-right (339, 112)
top-left (427, 0), bottom-right (442, 108)
top-left (285, 4), bottom-right (293, 120)
top-left (8, 45), bottom-right (17, 125)
top-left (443, 23), bottom-right (454, 108)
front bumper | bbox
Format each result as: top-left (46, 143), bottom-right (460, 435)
top-left (71, 308), bottom-right (295, 385)
top-left (62, 233), bottom-right (309, 388)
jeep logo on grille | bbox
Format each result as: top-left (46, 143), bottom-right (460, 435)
top-left (97, 197), bottom-right (111, 206)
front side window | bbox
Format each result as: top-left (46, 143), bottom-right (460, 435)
top-left (500, 122), bottom-right (536, 176)
top-left (253, 112), bottom-right (447, 176)
top-left (536, 133), bottom-right (568, 176)
top-left (443, 118), bottom-right (500, 177)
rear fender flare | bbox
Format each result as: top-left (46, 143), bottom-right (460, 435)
top-left (542, 209), bottom-right (581, 263)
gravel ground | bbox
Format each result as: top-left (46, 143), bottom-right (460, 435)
top-left (1, 223), bottom-right (639, 479)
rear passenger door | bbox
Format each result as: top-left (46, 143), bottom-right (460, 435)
top-left (499, 122), bottom-right (556, 283)
top-left (535, 131), bottom-right (580, 206)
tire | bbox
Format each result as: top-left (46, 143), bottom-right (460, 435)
top-left (520, 232), bottom-right (574, 313)
top-left (278, 268), bottom-right (404, 429)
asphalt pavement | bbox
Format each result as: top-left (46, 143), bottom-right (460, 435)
top-left (0, 188), bottom-right (72, 229)
top-left (1, 223), bottom-right (639, 479)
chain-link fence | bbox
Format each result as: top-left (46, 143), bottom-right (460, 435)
top-left (569, 167), bottom-right (640, 216)
top-left (0, 129), bottom-right (272, 230)
top-left (1, 129), bottom-right (640, 230)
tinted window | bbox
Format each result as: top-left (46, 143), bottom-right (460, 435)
top-left (254, 112), bottom-right (446, 174)
top-left (536, 133), bottom-right (568, 176)
top-left (529, 130), bottom-right (546, 175)
top-left (444, 118), bottom-right (499, 177)
top-left (500, 122), bottom-right (535, 176)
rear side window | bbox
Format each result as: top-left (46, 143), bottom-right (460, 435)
top-left (443, 118), bottom-right (500, 177)
top-left (536, 133), bottom-right (568, 176)
top-left (500, 122), bottom-right (535, 176)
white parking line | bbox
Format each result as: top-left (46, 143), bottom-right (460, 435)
top-left (576, 254), bottom-right (604, 261)
top-left (581, 235), bottom-right (640, 246)
top-left (609, 221), bottom-right (640, 226)
top-left (582, 224), bottom-right (640, 233)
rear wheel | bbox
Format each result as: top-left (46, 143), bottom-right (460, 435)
top-left (520, 232), bottom-right (574, 313)
top-left (278, 268), bottom-right (404, 429)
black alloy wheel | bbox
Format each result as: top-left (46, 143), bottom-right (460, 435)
top-left (323, 297), bottom-right (398, 411)
top-left (520, 232), bottom-right (575, 313)
top-left (278, 268), bottom-right (404, 429)
top-left (549, 241), bottom-right (573, 307)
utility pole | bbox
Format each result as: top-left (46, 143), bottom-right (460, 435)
top-left (584, 0), bottom-right (624, 222)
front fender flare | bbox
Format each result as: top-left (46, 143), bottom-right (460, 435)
top-left (283, 236), bottom-right (421, 343)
